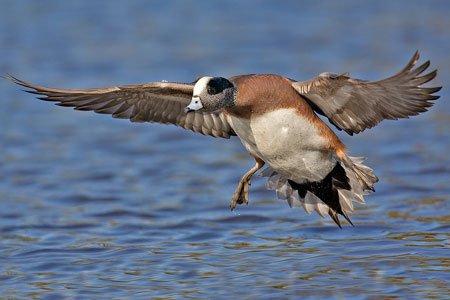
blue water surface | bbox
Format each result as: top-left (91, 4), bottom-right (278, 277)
top-left (0, 1), bottom-right (449, 299)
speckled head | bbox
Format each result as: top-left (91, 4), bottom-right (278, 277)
top-left (185, 76), bottom-right (236, 113)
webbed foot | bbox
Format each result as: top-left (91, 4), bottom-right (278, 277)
top-left (229, 157), bottom-right (264, 210)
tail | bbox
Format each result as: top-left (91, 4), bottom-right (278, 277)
top-left (259, 155), bottom-right (378, 228)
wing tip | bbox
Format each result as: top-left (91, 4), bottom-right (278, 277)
top-left (413, 49), bottom-right (420, 62)
top-left (399, 50), bottom-right (421, 73)
top-left (5, 74), bottom-right (49, 96)
top-left (428, 94), bottom-right (440, 101)
top-left (411, 49), bottom-right (420, 65)
top-left (3, 74), bottom-right (26, 86)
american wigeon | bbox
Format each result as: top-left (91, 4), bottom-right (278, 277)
top-left (8, 51), bottom-right (441, 227)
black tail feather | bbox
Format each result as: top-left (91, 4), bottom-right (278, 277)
top-left (328, 209), bottom-right (342, 229)
top-left (289, 163), bottom-right (352, 227)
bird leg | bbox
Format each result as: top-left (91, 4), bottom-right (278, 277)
top-left (230, 157), bottom-right (265, 210)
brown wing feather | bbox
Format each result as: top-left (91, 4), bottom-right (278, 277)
top-left (8, 76), bottom-right (235, 138)
top-left (291, 51), bottom-right (441, 135)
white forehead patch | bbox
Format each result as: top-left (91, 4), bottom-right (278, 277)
top-left (193, 76), bottom-right (213, 96)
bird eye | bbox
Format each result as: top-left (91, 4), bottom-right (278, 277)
top-left (195, 100), bottom-right (198, 104)
top-left (207, 87), bottom-right (216, 95)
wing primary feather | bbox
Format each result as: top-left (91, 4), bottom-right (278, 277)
top-left (291, 51), bottom-right (441, 134)
top-left (410, 60), bottom-right (430, 76)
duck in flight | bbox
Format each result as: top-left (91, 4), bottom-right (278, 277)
top-left (8, 51), bottom-right (441, 227)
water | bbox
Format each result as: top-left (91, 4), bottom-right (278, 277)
top-left (1, 1), bottom-right (449, 299)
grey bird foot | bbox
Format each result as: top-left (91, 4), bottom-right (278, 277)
top-left (230, 178), bottom-right (251, 210)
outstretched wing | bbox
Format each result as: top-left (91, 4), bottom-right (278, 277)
top-left (8, 76), bottom-right (235, 138)
top-left (291, 51), bottom-right (441, 135)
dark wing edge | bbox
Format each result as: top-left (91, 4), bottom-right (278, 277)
top-left (291, 51), bottom-right (442, 135)
top-left (6, 75), bottom-right (235, 139)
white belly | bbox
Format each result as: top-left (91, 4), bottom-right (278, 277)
top-left (227, 109), bottom-right (336, 183)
